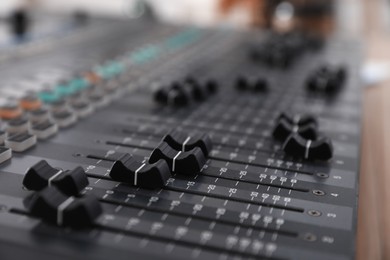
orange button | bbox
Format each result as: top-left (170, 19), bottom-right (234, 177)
top-left (20, 97), bottom-right (42, 111)
top-left (0, 105), bottom-right (23, 120)
top-left (84, 72), bottom-right (101, 84)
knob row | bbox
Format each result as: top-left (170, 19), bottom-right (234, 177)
top-left (109, 130), bottom-right (213, 187)
top-left (250, 32), bottom-right (323, 68)
top-left (273, 112), bottom-right (333, 161)
top-left (24, 186), bottom-right (102, 228)
top-left (306, 65), bottom-right (347, 94)
top-left (235, 76), bottom-right (268, 93)
top-left (23, 130), bottom-right (213, 193)
top-left (154, 77), bottom-right (218, 107)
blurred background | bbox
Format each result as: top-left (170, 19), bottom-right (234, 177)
top-left (1, 0), bottom-right (388, 84)
top-left (0, 0), bottom-right (366, 34)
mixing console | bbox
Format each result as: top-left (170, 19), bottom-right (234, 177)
top-left (0, 16), bottom-right (362, 260)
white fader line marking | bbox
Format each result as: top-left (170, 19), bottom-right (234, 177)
top-left (134, 164), bottom-right (146, 186)
top-left (182, 136), bottom-right (191, 152)
top-left (172, 151), bottom-right (182, 172)
top-left (48, 170), bottom-right (63, 187)
top-left (305, 140), bottom-right (312, 159)
top-left (293, 115), bottom-right (301, 125)
top-left (57, 197), bottom-right (75, 226)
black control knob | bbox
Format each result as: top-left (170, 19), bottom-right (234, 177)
top-left (282, 134), bottom-right (333, 161)
top-left (235, 76), bottom-right (268, 92)
top-left (205, 79), bottom-right (218, 93)
top-left (154, 78), bottom-right (218, 107)
top-left (278, 112), bottom-right (318, 127)
top-left (272, 118), bottom-right (317, 141)
top-left (187, 77), bottom-right (218, 94)
top-left (149, 142), bottom-right (206, 175)
top-left (109, 153), bottom-right (171, 189)
top-left (23, 160), bottom-right (89, 196)
top-left (163, 130), bottom-right (213, 156)
top-left (235, 76), bottom-right (249, 90)
top-left (183, 79), bottom-right (207, 101)
top-left (154, 84), bottom-right (191, 106)
top-left (253, 78), bottom-right (268, 92)
top-left (154, 86), bottom-right (170, 104)
top-left (306, 66), bottom-right (347, 94)
top-left (24, 187), bottom-right (102, 227)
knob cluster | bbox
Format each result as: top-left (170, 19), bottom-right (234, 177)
top-left (273, 113), bottom-right (318, 141)
top-left (250, 32), bottom-right (323, 68)
top-left (109, 130), bottom-right (213, 187)
top-left (23, 160), bottom-right (89, 196)
top-left (306, 65), bottom-right (347, 94)
top-left (24, 186), bottom-right (102, 227)
top-left (154, 77), bottom-right (218, 107)
top-left (235, 76), bottom-right (268, 93)
top-left (23, 160), bottom-right (102, 227)
top-left (272, 112), bottom-right (333, 161)
top-left (109, 154), bottom-right (170, 189)
top-left (150, 129), bottom-right (212, 175)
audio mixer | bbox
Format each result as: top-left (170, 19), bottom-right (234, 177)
top-left (0, 16), bottom-right (361, 260)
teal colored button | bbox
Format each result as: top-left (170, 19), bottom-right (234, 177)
top-left (56, 84), bottom-right (75, 96)
top-left (69, 78), bottom-right (89, 91)
top-left (94, 66), bottom-right (109, 79)
top-left (38, 90), bottom-right (60, 103)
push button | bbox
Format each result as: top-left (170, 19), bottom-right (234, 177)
top-left (52, 110), bottom-right (77, 128)
top-left (49, 99), bottom-right (68, 113)
top-left (6, 117), bottom-right (30, 134)
top-left (38, 90), bottom-right (61, 104)
top-left (29, 107), bottom-right (50, 123)
top-left (19, 95), bottom-right (42, 111)
top-left (5, 132), bottom-right (36, 152)
top-left (71, 100), bottom-right (93, 118)
top-left (30, 120), bottom-right (58, 139)
top-left (0, 147), bottom-right (12, 165)
top-left (88, 91), bottom-right (109, 108)
top-left (0, 104), bottom-right (23, 120)
top-left (0, 130), bottom-right (5, 145)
